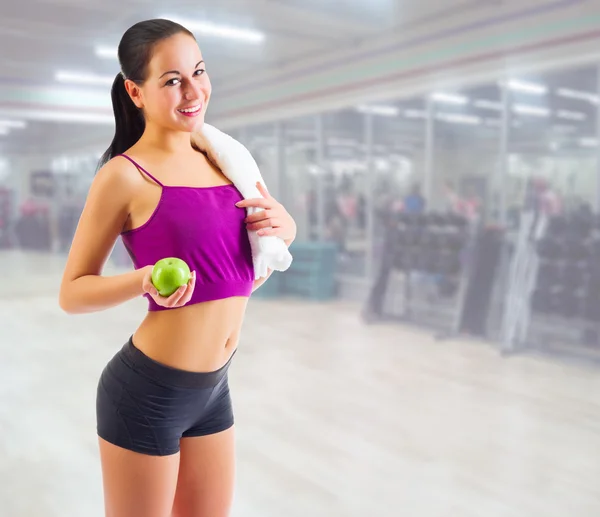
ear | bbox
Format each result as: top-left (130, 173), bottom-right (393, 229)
top-left (124, 79), bottom-right (144, 109)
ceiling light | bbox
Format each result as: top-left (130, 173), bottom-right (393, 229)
top-left (55, 71), bottom-right (114, 86)
top-left (552, 124), bottom-right (578, 134)
top-left (327, 138), bottom-right (358, 146)
top-left (436, 113), bottom-right (481, 125)
top-left (504, 79), bottom-right (547, 95)
top-left (512, 104), bottom-right (550, 117)
top-left (556, 88), bottom-right (599, 104)
top-left (404, 109), bottom-right (426, 119)
top-left (95, 45), bottom-right (118, 60)
top-left (161, 16), bottom-right (265, 43)
top-left (484, 118), bottom-right (501, 126)
top-left (0, 120), bottom-right (26, 129)
top-left (431, 92), bottom-right (468, 105)
top-left (579, 137), bottom-right (598, 147)
top-left (0, 108), bottom-right (113, 125)
top-left (356, 104), bottom-right (399, 117)
top-left (556, 110), bottom-right (586, 121)
top-left (474, 99), bottom-right (503, 111)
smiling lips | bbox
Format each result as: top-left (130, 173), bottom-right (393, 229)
top-left (177, 103), bottom-right (203, 117)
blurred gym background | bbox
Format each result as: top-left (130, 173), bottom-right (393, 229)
top-left (1, 1), bottom-right (600, 516)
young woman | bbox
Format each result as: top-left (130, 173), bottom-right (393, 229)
top-left (59, 19), bottom-right (296, 517)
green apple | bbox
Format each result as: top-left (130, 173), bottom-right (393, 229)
top-left (151, 257), bottom-right (191, 297)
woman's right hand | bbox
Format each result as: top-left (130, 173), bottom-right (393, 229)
top-left (141, 267), bottom-right (196, 308)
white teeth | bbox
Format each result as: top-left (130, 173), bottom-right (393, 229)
top-left (178, 105), bottom-right (201, 113)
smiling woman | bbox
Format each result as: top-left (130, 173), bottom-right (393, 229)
top-left (98, 22), bottom-right (211, 166)
top-left (58, 17), bottom-right (296, 517)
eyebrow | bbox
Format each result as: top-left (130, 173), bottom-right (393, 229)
top-left (159, 61), bottom-right (205, 79)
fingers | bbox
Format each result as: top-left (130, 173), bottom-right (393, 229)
top-left (244, 208), bottom-right (272, 224)
top-left (256, 181), bottom-right (270, 198)
top-left (235, 197), bottom-right (272, 209)
top-left (165, 284), bottom-right (189, 308)
top-left (246, 217), bottom-right (280, 232)
top-left (146, 271), bottom-right (196, 308)
top-left (166, 271), bottom-right (196, 307)
top-left (256, 227), bottom-right (280, 237)
top-left (142, 271), bottom-right (160, 298)
top-left (178, 271), bottom-right (197, 306)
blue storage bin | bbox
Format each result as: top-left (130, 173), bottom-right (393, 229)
top-left (281, 241), bottom-right (338, 300)
top-left (252, 272), bottom-right (282, 299)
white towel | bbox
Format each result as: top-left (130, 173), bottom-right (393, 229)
top-left (191, 123), bottom-right (293, 280)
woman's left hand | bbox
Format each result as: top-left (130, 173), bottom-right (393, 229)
top-left (236, 182), bottom-right (297, 243)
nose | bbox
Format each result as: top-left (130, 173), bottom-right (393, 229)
top-left (183, 80), bottom-right (202, 101)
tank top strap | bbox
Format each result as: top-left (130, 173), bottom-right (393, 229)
top-left (118, 154), bottom-right (165, 187)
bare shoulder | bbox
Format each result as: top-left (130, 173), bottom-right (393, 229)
top-left (93, 155), bottom-right (146, 195)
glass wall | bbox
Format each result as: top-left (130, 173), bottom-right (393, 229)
top-left (281, 116), bottom-right (318, 243)
top-left (230, 61), bottom-right (600, 298)
top-left (506, 65), bottom-right (598, 220)
top-left (428, 83), bottom-right (503, 224)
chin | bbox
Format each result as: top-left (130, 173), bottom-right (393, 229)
top-left (172, 118), bottom-right (205, 134)
top-left (191, 118), bottom-right (206, 132)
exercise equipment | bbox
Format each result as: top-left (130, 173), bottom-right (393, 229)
top-left (362, 211), bottom-right (478, 337)
top-left (502, 210), bottom-right (600, 360)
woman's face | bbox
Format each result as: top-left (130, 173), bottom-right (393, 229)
top-left (127, 33), bottom-right (212, 133)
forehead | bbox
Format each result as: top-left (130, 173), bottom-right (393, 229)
top-left (148, 33), bottom-right (203, 74)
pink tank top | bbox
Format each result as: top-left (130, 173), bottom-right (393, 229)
top-left (118, 154), bottom-right (254, 311)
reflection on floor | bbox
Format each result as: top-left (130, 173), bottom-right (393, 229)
top-left (1, 250), bottom-right (599, 517)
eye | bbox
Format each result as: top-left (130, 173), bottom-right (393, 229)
top-left (194, 68), bottom-right (206, 77)
top-left (165, 78), bottom-right (181, 86)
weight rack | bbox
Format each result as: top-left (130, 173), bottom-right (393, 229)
top-left (362, 212), bottom-right (476, 336)
top-left (501, 209), bottom-right (600, 363)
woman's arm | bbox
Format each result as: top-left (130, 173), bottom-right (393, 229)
top-left (236, 182), bottom-right (297, 294)
top-left (59, 160), bottom-right (150, 314)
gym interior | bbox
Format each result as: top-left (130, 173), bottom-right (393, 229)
top-left (1, 1), bottom-right (600, 516)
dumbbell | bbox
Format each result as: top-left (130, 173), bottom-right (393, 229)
top-left (561, 262), bottom-right (588, 290)
top-left (531, 285), bottom-right (553, 314)
top-left (438, 276), bottom-right (459, 298)
top-left (435, 250), bottom-right (462, 276)
top-left (563, 237), bottom-right (589, 262)
top-left (426, 212), bottom-right (446, 227)
top-left (447, 213), bottom-right (468, 229)
top-left (547, 215), bottom-right (568, 237)
top-left (532, 284), bottom-right (576, 316)
top-left (400, 212), bottom-right (426, 228)
top-left (567, 213), bottom-right (594, 239)
top-left (397, 226), bottom-right (422, 246)
top-left (443, 232), bottom-right (466, 252)
top-left (537, 237), bottom-right (562, 259)
top-left (586, 260), bottom-right (600, 289)
top-left (588, 238), bottom-right (600, 259)
top-left (549, 285), bottom-right (579, 316)
top-left (421, 252), bottom-right (439, 273)
top-left (536, 260), bottom-right (561, 285)
top-left (420, 230), bottom-right (441, 251)
top-left (556, 288), bottom-right (587, 319)
top-left (395, 246), bottom-right (420, 271)
top-left (580, 288), bottom-right (600, 322)
top-left (396, 212), bottom-right (413, 225)
top-left (392, 249), bottom-right (404, 270)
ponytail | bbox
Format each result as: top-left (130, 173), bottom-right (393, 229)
top-left (98, 73), bottom-right (145, 169)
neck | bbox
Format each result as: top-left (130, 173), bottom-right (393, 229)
top-left (138, 123), bottom-right (197, 155)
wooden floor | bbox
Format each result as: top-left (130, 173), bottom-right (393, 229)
top-left (1, 251), bottom-right (600, 517)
